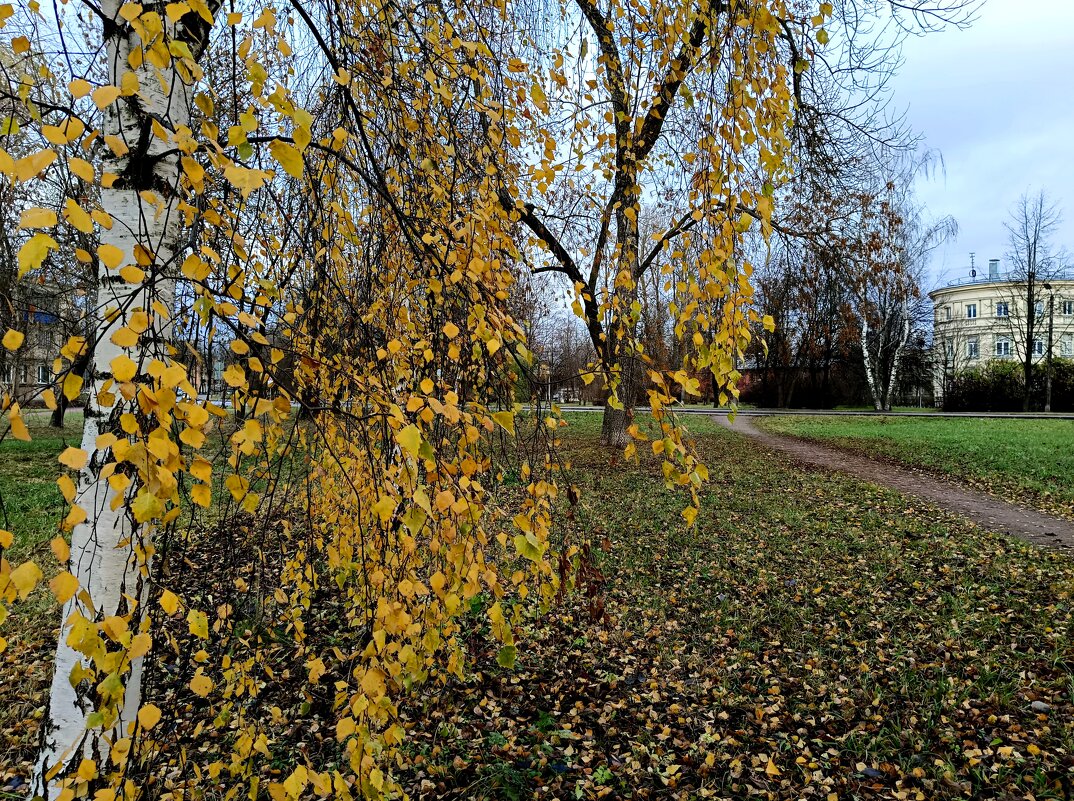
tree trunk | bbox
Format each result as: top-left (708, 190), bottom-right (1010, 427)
top-left (860, 317), bottom-right (883, 411)
top-left (33, 4), bottom-right (190, 794)
top-left (600, 354), bottom-right (640, 447)
top-left (881, 316), bottom-right (912, 412)
top-left (599, 176), bottom-right (642, 447)
top-left (1024, 274), bottom-right (1035, 412)
top-left (49, 346), bottom-right (91, 428)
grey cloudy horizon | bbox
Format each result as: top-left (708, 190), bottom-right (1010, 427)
top-left (888, 0), bottom-right (1074, 289)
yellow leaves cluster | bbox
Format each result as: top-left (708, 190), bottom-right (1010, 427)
top-left (0, 0), bottom-right (801, 793)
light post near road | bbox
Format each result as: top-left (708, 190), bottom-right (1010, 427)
top-left (1043, 282), bottom-right (1055, 412)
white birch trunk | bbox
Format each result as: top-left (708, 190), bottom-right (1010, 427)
top-left (860, 315), bottom-right (882, 411)
top-left (883, 313), bottom-right (912, 412)
top-left (33, 3), bottom-right (190, 794)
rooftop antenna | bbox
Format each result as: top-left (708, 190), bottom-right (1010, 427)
top-left (970, 252), bottom-right (976, 278)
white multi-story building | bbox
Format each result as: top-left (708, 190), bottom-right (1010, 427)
top-left (929, 259), bottom-right (1074, 403)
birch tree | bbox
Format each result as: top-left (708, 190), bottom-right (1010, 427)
top-left (853, 177), bottom-right (954, 412)
top-left (0, 1), bottom-right (967, 799)
top-left (1001, 190), bottom-right (1065, 411)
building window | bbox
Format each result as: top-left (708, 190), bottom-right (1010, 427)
top-left (995, 301), bottom-right (1009, 317)
top-left (1063, 300), bottom-right (1074, 316)
top-left (996, 337), bottom-right (1011, 357)
top-left (967, 338), bottom-right (979, 359)
top-left (966, 303), bottom-right (977, 319)
top-left (37, 364), bottom-right (50, 384)
top-left (1035, 301), bottom-right (1044, 319)
top-left (944, 338), bottom-right (954, 359)
top-left (1062, 335), bottom-right (1073, 357)
top-left (1034, 338), bottom-right (1045, 356)
top-left (945, 306), bottom-right (952, 321)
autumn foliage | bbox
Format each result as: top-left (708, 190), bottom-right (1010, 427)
top-left (0, 0), bottom-right (826, 797)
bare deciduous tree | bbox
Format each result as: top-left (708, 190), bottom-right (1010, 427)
top-left (1002, 190), bottom-right (1066, 411)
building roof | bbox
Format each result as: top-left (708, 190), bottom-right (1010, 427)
top-left (929, 270), bottom-right (1074, 299)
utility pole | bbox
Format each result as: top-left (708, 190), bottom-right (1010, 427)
top-left (1043, 282), bottom-right (1055, 412)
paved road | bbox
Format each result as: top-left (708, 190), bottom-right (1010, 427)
top-left (715, 414), bottom-right (1074, 551)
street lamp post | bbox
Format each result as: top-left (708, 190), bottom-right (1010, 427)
top-left (1043, 282), bottom-right (1055, 412)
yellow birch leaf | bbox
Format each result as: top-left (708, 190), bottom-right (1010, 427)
top-left (110, 328), bottom-right (139, 348)
top-left (132, 493), bottom-right (163, 522)
top-left (18, 233), bottom-right (58, 276)
top-left (269, 139), bottom-right (304, 178)
top-left (530, 82), bottom-right (548, 112)
top-left (222, 364), bottom-right (245, 387)
top-left (189, 457), bottom-right (212, 482)
top-left (2, 329), bottom-right (24, 350)
top-left (189, 672), bottom-right (213, 697)
top-left (191, 484), bottom-right (211, 507)
top-left (49, 571), bottom-right (78, 603)
top-left (69, 158), bottom-right (94, 182)
top-left (129, 632), bottom-right (151, 658)
top-left (120, 266), bottom-right (145, 284)
top-left (64, 198), bottom-right (94, 233)
top-left (492, 410), bottom-right (515, 434)
top-left (187, 608), bottom-right (209, 639)
top-left (159, 589), bottom-right (180, 615)
top-left (91, 85), bottom-right (122, 109)
top-left (59, 447), bottom-right (89, 470)
top-left (372, 496), bottom-right (396, 523)
top-left (0, 530), bottom-right (11, 548)
top-left (360, 667), bottom-right (385, 699)
top-left (110, 355), bottom-right (137, 382)
top-left (42, 122), bottom-right (80, 145)
top-left (50, 536), bottom-right (70, 562)
top-left (8, 412), bottom-right (29, 441)
top-left (397, 424), bottom-right (421, 456)
top-left (10, 562), bottom-right (44, 599)
top-left (120, 70), bottom-right (139, 95)
top-left (138, 703), bottom-right (162, 730)
top-left (63, 373), bottom-right (84, 401)
top-left (69, 79), bottom-right (92, 98)
top-left (57, 474), bottom-right (77, 502)
top-left (14, 150), bottom-right (57, 182)
top-left (19, 207), bottom-right (57, 229)
top-left (62, 504), bottom-right (87, 530)
top-left (98, 243), bottom-right (124, 269)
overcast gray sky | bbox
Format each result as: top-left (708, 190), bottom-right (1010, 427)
top-left (888, 0), bottom-right (1074, 288)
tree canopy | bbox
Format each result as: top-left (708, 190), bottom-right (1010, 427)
top-left (0, 0), bottom-right (970, 797)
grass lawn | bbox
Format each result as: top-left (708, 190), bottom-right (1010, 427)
top-left (0, 412), bottom-right (83, 563)
top-left (755, 415), bottom-right (1074, 519)
top-left (397, 414), bottom-right (1074, 799)
top-left (3, 412), bottom-right (1074, 799)
top-left (0, 411), bottom-right (83, 772)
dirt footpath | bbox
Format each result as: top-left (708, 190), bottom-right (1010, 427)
top-left (715, 414), bottom-right (1074, 551)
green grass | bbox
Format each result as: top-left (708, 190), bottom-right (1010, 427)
top-left (6, 410), bottom-right (1074, 798)
top-left (0, 412), bottom-right (83, 563)
top-left (398, 413), bottom-right (1074, 799)
top-left (755, 415), bottom-right (1074, 518)
top-left (0, 411), bottom-right (83, 773)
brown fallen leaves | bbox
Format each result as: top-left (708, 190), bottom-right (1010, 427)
top-left (4, 418), bottom-right (1073, 800)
